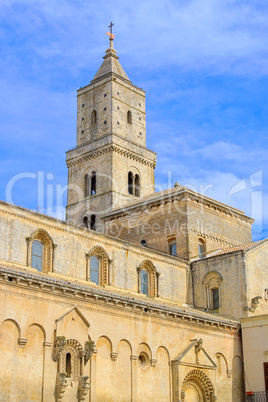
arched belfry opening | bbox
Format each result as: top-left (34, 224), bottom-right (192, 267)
top-left (90, 214), bottom-right (96, 231)
top-left (134, 174), bottom-right (140, 197)
top-left (128, 172), bottom-right (134, 195)
top-left (91, 110), bottom-right (97, 124)
top-left (91, 171), bottom-right (96, 195)
top-left (127, 110), bottom-right (132, 124)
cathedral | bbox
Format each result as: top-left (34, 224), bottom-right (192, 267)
top-left (0, 36), bottom-right (267, 402)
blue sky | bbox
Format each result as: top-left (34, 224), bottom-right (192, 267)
top-left (0, 0), bottom-right (267, 240)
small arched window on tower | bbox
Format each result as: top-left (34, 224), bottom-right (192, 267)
top-left (91, 171), bottom-right (96, 195)
top-left (134, 174), bottom-right (140, 197)
top-left (83, 216), bottom-right (89, 228)
top-left (127, 110), bottom-right (132, 125)
top-left (90, 214), bottom-right (96, 231)
top-left (128, 172), bottom-right (134, 195)
top-left (91, 110), bottom-right (97, 125)
top-left (84, 174), bottom-right (90, 197)
top-left (31, 240), bottom-right (43, 271)
top-left (198, 238), bottom-right (206, 258)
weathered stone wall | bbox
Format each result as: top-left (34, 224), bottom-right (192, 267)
top-left (0, 268), bottom-right (242, 402)
top-left (0, 201), bottom-right (188, 304)
top-left (192, 252), bottom-right (247, 319)
top-left (244, 240), bottom-right (268, 315)
top-left (104, 189), bottom-right (253, 261)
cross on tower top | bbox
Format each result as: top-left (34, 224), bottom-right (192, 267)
top-left (106, 22), bottom-right (115, 41)
top-left (108, 22), bottom-right (114, 34)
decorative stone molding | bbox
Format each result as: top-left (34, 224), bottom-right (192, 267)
top-left (67, 145), bottom-right (156, 169)
top-left (130, 355), bottom-right (138, 361)
top-left (0, 266), bottom-right (240, 331)
top-left (195, 338), bottom-right (203, 364)
top-left (227, 369), bottom-right (232, 378)
top-left (18, 337), bottom-right (28, 347)
top-left (110, 352), bottom-right (118, 361)
top-left (26, 229), bottom-right (56, 273)
top-left (53, 336), bottom-right (67, 361)
top-left (87, 246), bottom-right (110, 285)
top-left (84, 340), bottom-right (96, 364)
top-left (55, 372), bottom-right (68, 401)
top-left (150, 359), bottom-right (157, 367)
top-left (78, 376), bottom-right (90, 401)
top-left (181, 369), bottom-right (216, 401)
top-left (137, 260), bottom-right (158, 297)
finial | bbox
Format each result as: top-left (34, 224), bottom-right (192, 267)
top-left (106, 22), bottom-right (115, 42)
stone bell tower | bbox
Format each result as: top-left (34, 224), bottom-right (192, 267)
top-left (66, 35), bottom-right (157, 231)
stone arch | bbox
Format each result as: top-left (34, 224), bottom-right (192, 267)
top-left (181, 369), bottom-right (215, 401)
top-left (0, 319), bottom-right (22, 400)
top-left (138, 260), bottom-right (158, 297)
top-left (232, 355), bottom-right (244, 400)
top-left (156, 345), bottom-right (170, 362)
top-left (202, 271), bottom-right (223, 284)
top-left (62, 339), bottom-right (83, 381)
top-left (87, 246), bottom-right (110, 285)
top-left (203, 271), bottom-right (223, 310)
top-left (28, 323), bottom-right (46, 342)
top-left (96, 336), bottom-right (114, 399)
top-left (215, 352), bottom-right (229, 376)
top-left (1, 318), bottom-right (21, 338)
top-left (113, 340), bottom-right (132, 400)
top-left (26, 229), bottom-right (55, 273)
top-left (116, 338), bottom-right (133, 354)
top-left (137, 342), bottom-right (152, 360)
top-left (97, 335), bottom-right (113, 352)
top-left (154, 346), bottom-right (170, 401)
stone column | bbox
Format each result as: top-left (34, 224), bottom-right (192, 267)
top-left (42, 341), bottom-right (52, 401)
top-left (131, 355), bottom-right (138, 402)
top-left (90, 348), bottom-right (97, 402)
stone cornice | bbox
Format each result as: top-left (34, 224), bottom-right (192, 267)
top-left (103, 187), bottom-right (253, 226)
top-left (0, 266), bottom-right (240, 331)
top-left (66, 144), bottom-right (156, 169)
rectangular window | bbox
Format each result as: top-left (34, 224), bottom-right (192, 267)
top-left (169, 243), bottom-right (177, 256)
top-left (212, 288), bottom-right (219, 310)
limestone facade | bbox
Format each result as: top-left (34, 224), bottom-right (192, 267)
top-left (0, 201), bottom-right (242, 401)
